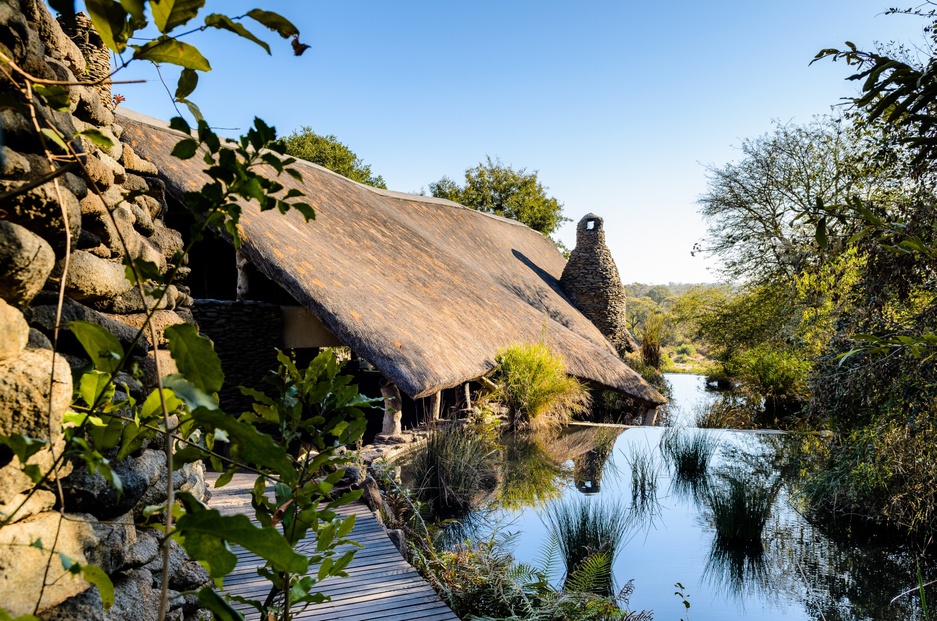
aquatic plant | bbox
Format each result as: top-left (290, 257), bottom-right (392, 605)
top-left (542, 497), bottom-right (631, 596)
top-left (624, 446), bottom-right (662, 525)
top-left (494, 342), bottom-right (591, 430)
top-left (706, 474), bottom-right (777, 546)
top-left (661, 428), bottom-right (719, 479)
top-left (408, 423), bottom-right (500, 518)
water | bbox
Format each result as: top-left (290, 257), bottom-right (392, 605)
top-left (422, 374), bottom-right (934, 620)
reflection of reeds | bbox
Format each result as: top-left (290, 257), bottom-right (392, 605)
top-left (542, 497), bottom-right (630, 596)
top-left (408, 424), bottom-right (499, 518)
top-left (707, 475), bottom-right (776, 546)
top-left (704, 537), bottom-right (769, 599)
top-left (625, 446), bottom-right (663, 528)
top-left (661, 428), bottom-right (719, 504)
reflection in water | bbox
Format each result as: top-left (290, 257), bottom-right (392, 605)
top-left (573, 428), bottom-right (620, 494)
top-left (425, 376), bottom-right (937, 620)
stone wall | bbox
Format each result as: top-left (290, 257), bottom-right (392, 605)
top-left (191, 299), bottom-right (284, 415)
top-left (0, 4), bottom-right (209, 618)
top-left (559, 213), bottom-right (638, 355)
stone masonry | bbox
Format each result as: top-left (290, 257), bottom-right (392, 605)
top-left (0, 4), bottom-right (210, 619)
top-left (560, 213), bottom-right (638, 355)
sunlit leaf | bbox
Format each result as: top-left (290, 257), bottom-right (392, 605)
top-left (68, 321), bottom-right (125, 374)
top-left (164, 323), bottom-right (224, 394)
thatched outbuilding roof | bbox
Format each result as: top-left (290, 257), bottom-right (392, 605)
top-left (116, 110), bottom-right (665, 406)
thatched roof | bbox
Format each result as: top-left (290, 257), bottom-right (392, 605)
top-left (116, 110), bottom-right (665, 406)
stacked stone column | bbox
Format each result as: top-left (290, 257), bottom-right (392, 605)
top-left (0, 3), bottom-right (210, 618)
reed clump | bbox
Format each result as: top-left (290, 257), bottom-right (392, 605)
top-left (408, 423), bottom-right (500, 518)
top-left (494, 342), bottom-right (591, 430)
top-left (543, 498), bottom-right (631, 596)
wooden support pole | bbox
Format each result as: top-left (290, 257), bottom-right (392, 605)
top-left (641, 407), bottom-right (659, 427)
top-left (428, 391), bottom-right (441, 427)
top-left (464, 383), bottom-right (472, 412)
top-left (236, 249), bottom-right (250, 301)
top-left (380, 381), bottom-right (402, 436)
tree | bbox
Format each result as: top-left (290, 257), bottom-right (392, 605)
top-left (430, 156), bottom-right (569, 237)
top-left (697, 118), bottom-right (888, 283)
top-left (282, 127), bottom-right (386, 188)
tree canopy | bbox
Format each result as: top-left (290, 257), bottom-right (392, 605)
top-left (429, 156), bottom-right (568, 237)
top-left (281, 127), bottom-right (386, 188)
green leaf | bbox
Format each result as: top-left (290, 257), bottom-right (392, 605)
top-left (85, 0), bottom-right (131, 53)
top-left (81, 564), bottom-right (115, 609)
top-left (162, 375), bottom-right (218, 411)
top-left (40, 128), bottom-right (68, 152)
top-left (32, 84), bottom-right (70, 111)
top-left (174, 68), bottom-right (199, 100)
top-left (0, 434), bottom-right (48, 466)
top-left (171, 138), bottom-right (199, 160)
top-left (68, 321), bottom-right (125, 374)
top-left (204, 14), bottom-right (271, 54)
top-left (132, 37), bottom-right (211, 71)
top-left (245, 9), bottom-right (298, 38)
top-left (174, 492), bottom-right (308, 576)
top-left (169, 116), bottom-right (191, 134)
top-left (164, 323), bottom-right (224, 394)
top-left (190, 408), bottom-right (295, 484)
top-left (149, 0), bottom-right (205, 33)
top-left (178, 98), bottom-right (204, 122)
top-left (79, 370), bottom-right (115, 408)
top-left (815, 217), bottom-right (828, 249)
top-left (196, 587), bottom-right (243, 621)
top-left (119, 0), bottom-right (146, 24)
top-left (78, 128), bottom-right (115, 150)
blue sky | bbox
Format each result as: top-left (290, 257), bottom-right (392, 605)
top-left (109, 1), bottom-right (925, 284)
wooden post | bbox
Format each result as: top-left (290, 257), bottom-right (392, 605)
top-left (641, 407), bottom-right (659, 426)
top-left (380, 381), bottom-right (402, 436)
top-left (427, 391), bottom-right (441, 426)
top-left (236, 250), bottom-right (250, 301)
top-left (464, 383), bottom-right (472, 412)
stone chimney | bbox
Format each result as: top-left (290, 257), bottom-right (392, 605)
top-left (560, 213), bottom-right (638, 355)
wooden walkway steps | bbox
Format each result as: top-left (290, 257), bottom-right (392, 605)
top-left (204, 472), bottom-right (459, 621)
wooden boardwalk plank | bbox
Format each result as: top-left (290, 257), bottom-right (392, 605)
top-left (205, 472), bottom-right (459, 621)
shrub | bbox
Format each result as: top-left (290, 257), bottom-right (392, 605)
top-left (733, 344), bottom-right (810, 402)
top-left (494, 343), bottom-right (590, 430)
top-left (676, 343), bottom-right (697, 356)
top-left (640, 314), bottom-right (664, 369)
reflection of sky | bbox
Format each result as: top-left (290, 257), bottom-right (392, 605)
top-left (457, 374), bottom-right (933, 621)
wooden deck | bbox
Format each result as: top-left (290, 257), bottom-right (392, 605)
top-left (205, 472), bottom-right (459, 621)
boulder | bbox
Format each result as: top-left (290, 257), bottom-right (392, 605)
top-left (20, 0), bottom-right (86, 75)
top-left (103, 569), bottom-right (159, 621)
top-left (0, 489), bottom-right (55, 523)
top-left (59, 457), bottom-right (150, 520)
top-left (102, 310), bottom-right (190, 347)
top-left (0, 146), bottom-right (30, 177)
top-left (122, 528), bottom-right (160, 568)
top-left (0, 219), bottom-right (56, 307)
top-left (37, 584), bottom-right (105, 621)
top-left (170, 560), bottom-right (210, 591)
top-left (73, 84), bottom-right (114, 127)
top-left (0, 511), bottom-right (103, 615)
top-left (88, 285), bottom-right (177, 315)
top-left (28, 327), bottom-right (52, 350)
top-left (26, 294), bottom-right (150, 357)
top-left (118, 144), bottom-right (158, 176)
top-left (0, 438), bottom-right (71, 506)
top-left (0, 299), bottom-right (29, 360)
top-left (52, 250), bottom-right (133, 301)
top-left (0, 179), bottom-right (81, 252)
top-left (0, 348), bottom-right (71, 443)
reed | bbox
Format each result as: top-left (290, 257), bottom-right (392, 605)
top-left (542, 497), bottom-right (630, 596)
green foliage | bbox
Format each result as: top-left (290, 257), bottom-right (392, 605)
top-left (412, 535), bottom-right (651, 621)
top-left (639, 313), bottom-right (664, 369)
top-left (493, 343), bottom-right (590, 430)
top-left (407, 424), bottom-right (500, 518)
top-left (281, 127), bottom-right (387, 188)
top-left (430, 156), bottom-right (569, 237)
top-left (542, 498), bottom-right (631, 596)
